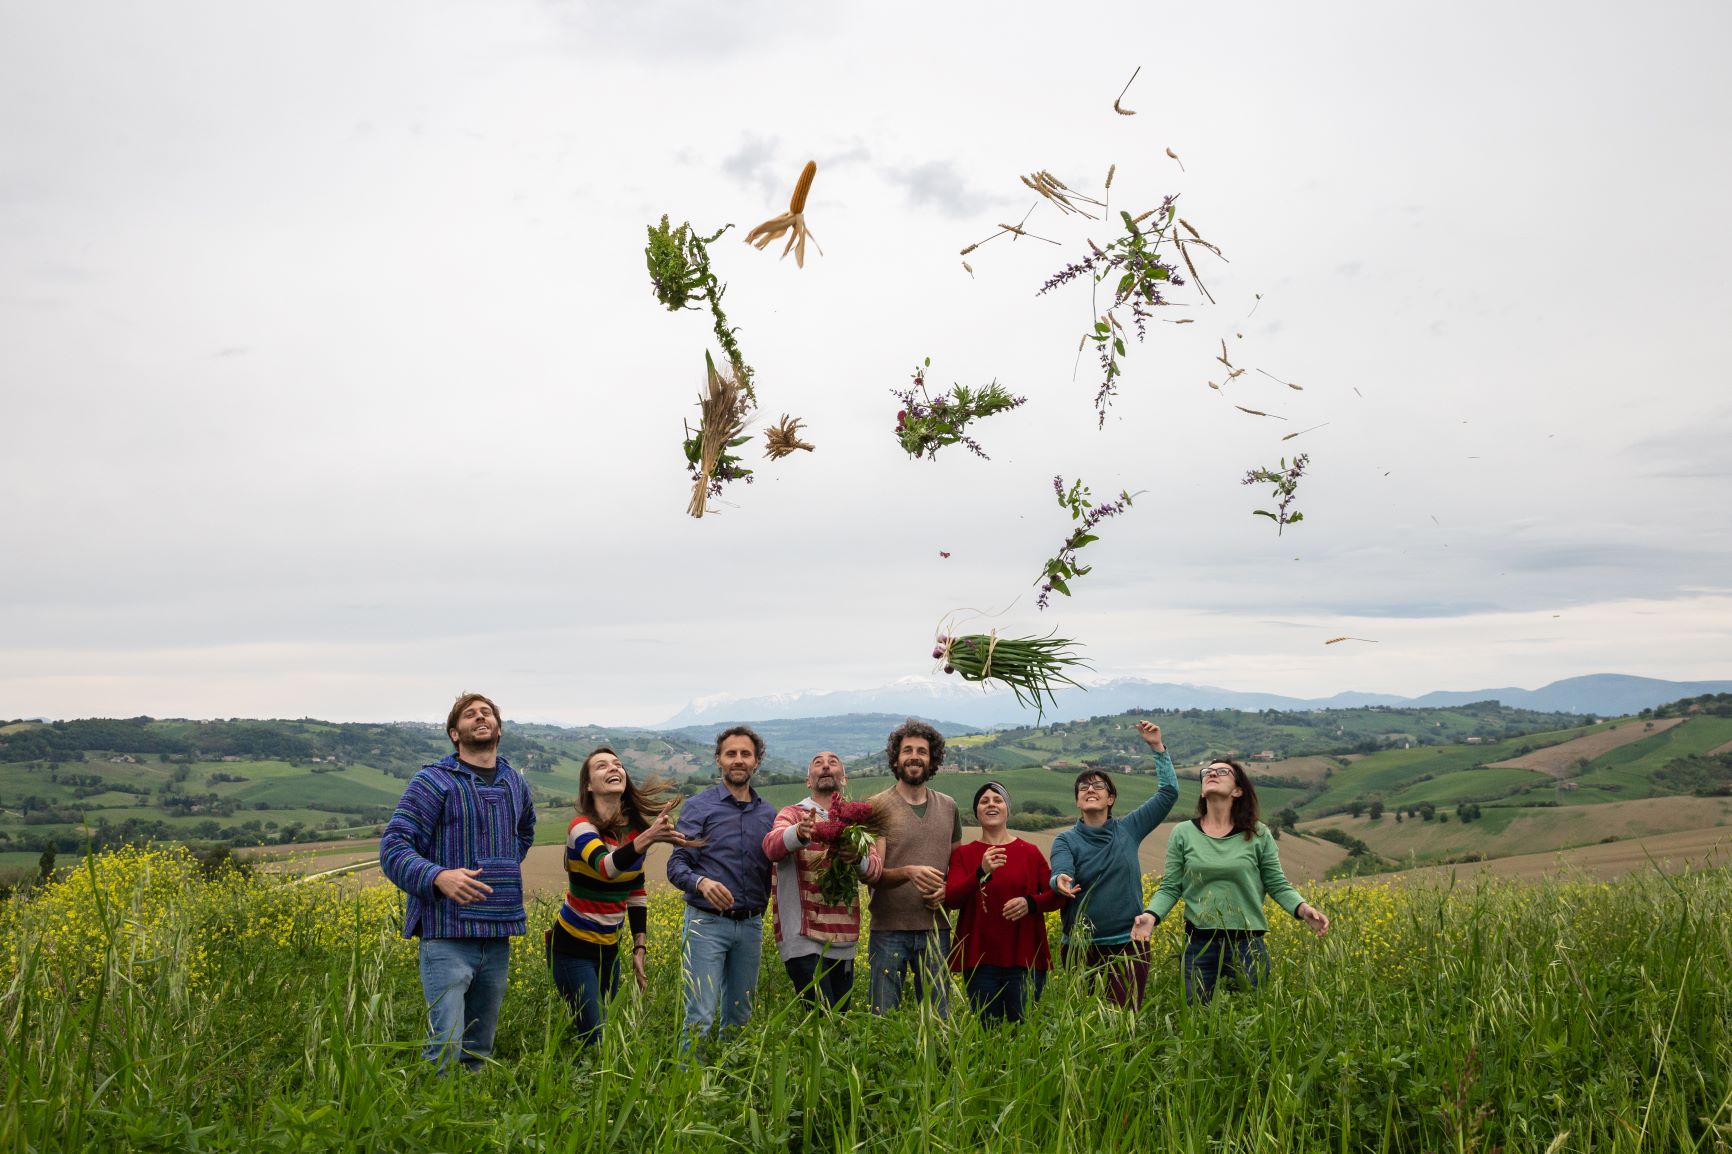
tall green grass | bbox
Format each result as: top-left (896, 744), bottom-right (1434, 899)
top-left (3, 848), bottom-right (1729, 1152)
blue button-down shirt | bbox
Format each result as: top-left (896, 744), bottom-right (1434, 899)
top-left (667, 783), bottom-right (774, 914)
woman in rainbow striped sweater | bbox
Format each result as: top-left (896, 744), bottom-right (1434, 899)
top-left (550, 747), bottom-right (692, 1045)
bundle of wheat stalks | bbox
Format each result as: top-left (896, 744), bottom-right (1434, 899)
top-left (686, 352), bottom-right (752, 519)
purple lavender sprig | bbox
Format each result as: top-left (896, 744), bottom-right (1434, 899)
top-left (1242, 454), bottom-right (1309, 535)
top-left (1039, 196), bottom-right (1205, 428)
top-left (1035, 475), bottom-right (1139, 609)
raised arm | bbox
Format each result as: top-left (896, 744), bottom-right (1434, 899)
top-left (1122, 723), bottom-right (1181, 842)
top-left (569, 820), bottom-right (646, 882)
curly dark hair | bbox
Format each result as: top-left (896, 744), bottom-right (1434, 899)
top-left (714, 724), bottom-right (765, 762)
top-left (1195, 758), bottom-right (1260, 840)
top-left (885, 719), bottom-right (945, 775)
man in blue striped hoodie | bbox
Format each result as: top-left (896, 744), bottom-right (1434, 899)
top-left (381, 692), bottom-right (537, 1071)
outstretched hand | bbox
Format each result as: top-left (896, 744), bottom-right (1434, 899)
top-left (634, 800), bottom-right (693, 852)
top-left (1297, 902), bottom-right (1330, 938)
top-left (1054, 873), bottom-right (1080, 899)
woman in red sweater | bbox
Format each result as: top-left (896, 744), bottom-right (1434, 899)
top-left (945, 782), bottom-right (1067, 1023)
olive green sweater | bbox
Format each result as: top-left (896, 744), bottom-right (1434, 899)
top-left (1145, 820), bottom-right (1305, 932)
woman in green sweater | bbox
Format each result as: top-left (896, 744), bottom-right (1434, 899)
top-left (1131, 758), bottom-right (1329, 1004)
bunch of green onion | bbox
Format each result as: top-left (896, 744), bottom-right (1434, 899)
top-left (933, 631), bottom-right (1088, 718)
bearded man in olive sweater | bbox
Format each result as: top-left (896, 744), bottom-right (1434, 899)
top-left (866, 719), bottom-right (961, 1016)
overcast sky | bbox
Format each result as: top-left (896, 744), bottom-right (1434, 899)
top-left (4, 0), bottom-right (1730, 728)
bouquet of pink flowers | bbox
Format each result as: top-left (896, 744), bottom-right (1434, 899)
top-left (807, 798), bottom-right (887, 907)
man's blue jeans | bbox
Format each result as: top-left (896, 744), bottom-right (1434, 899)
top-left (680, 906), bottom-right (763, 1051)
top-left (867, 926), bottom-right (951, 1017)
top-left (418, 937), bottom-right (511, 1071)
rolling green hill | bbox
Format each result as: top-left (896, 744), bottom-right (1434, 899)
top-left (4, 699), bottom-right (1727, 876)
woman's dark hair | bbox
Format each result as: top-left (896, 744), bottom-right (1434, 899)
top-left (885, 719), bottom-right (946, 774)
top-left (579, 746), bottom-right (675, 837)
top-left (1195, 758), bottom-right (1260, 840)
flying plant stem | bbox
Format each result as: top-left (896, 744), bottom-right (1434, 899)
top-left (1241, 453), bottom-right (1310, 534)
top-left (932, 630), bottom-right (1089, 719)
top-left (683, 351), bottom-right (753, 518)
top-left (1039, 196), bottom-right (1224, 426)
top-left (1035, 476), bottom-right (1139, 609)
top-left (892, 358), bottom-right (1027, 460)
top-left (644, 215), bottom-right (755, 402)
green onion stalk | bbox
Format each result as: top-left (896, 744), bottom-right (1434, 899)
top-left (933, 630), bottom-right (1088, 719)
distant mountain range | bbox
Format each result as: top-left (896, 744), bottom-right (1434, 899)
top-left (659, 674), bottom-right (1732, 730)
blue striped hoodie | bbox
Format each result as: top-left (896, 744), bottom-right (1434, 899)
top-left (380, 755), bottom-right (537, 939)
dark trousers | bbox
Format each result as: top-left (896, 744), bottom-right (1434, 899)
top-left (1182, 932), bottom-right (1269, 1005)
top-left (1083, 941), bottom-right (1150, 1010)
top-left (784, 953), bottom-right (854, 1009)
top-left (964, 964), bottom-right (1028, 1024)
top-left (551, 946), bottom-right (620, 1046)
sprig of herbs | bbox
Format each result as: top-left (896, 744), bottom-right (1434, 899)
top-left (1035, 476), bottom-right (1138, 609)
top-left (891, 358), bottom-right (1027, 461)
top-left (644, 215), bottom-right (755, 402)
top-left (1242, 453), bottom-right (1309, 534)
top-left (1038, 197), bottom-right (1222, 426)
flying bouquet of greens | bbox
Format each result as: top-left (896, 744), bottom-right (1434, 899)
top-left (892, 358), bottom-right (1026, 461)
top-left (932, 630), bottom-right (1088, 718)
top-left (683, 351), bottom-right (754, 517)
top-left (806, 798), bottom-right (887, 906)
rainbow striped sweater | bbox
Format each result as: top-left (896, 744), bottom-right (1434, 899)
top-left (554, 817), bottom-right (648, 950)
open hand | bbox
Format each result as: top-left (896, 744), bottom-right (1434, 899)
top-left (794, 810), bottom-right (817, 842)
top-left (635, 802), bottom-right (691, 851)
top-left (1130, 912), bottom-right (1156, 942)
top-left (1136, 721), bottom-right (1165, 753)
top-left (1054, 873), bottom-right (1080, 899)
top-left (1297, 902), bottom-right (1330, 938)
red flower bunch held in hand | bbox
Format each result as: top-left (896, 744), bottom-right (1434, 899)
top-left (806, 798), bottom-right (887, 907)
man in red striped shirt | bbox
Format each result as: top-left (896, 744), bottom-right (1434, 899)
top-left (762, 751), bottom-right (883, 1008)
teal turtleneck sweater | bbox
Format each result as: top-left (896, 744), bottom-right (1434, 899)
top-left (1047, 751), bottom-right (1179, 945)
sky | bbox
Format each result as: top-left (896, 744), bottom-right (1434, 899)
top-left (4, 0), bottom-right (1730, 729)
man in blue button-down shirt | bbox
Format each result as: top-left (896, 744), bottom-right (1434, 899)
top-left (667, 725), bottom-right (774, 1054)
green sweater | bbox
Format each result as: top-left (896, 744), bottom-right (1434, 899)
top-left (1145, 819), bottom-right (1305, 932)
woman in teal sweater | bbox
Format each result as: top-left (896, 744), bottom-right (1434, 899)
top-left (1131, 758), bottom-right (1329, 1004)
top-left (1048, 720), bottom-right (1179, 1008)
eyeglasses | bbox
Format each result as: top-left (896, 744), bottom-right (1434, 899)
top-left (1076, 782), bottom-right (1113, 795)
top-left (1202, 766), bottom-right (1236, 779)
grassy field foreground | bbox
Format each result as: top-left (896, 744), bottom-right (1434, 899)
top-left (3, 848), bottom-right (1730, 1152)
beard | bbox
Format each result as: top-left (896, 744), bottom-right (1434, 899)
top-left (895, 760), bottom-right (930, 786)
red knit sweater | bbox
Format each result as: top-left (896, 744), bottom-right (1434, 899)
top-left (944, 838), bottom-right (1065, 971)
